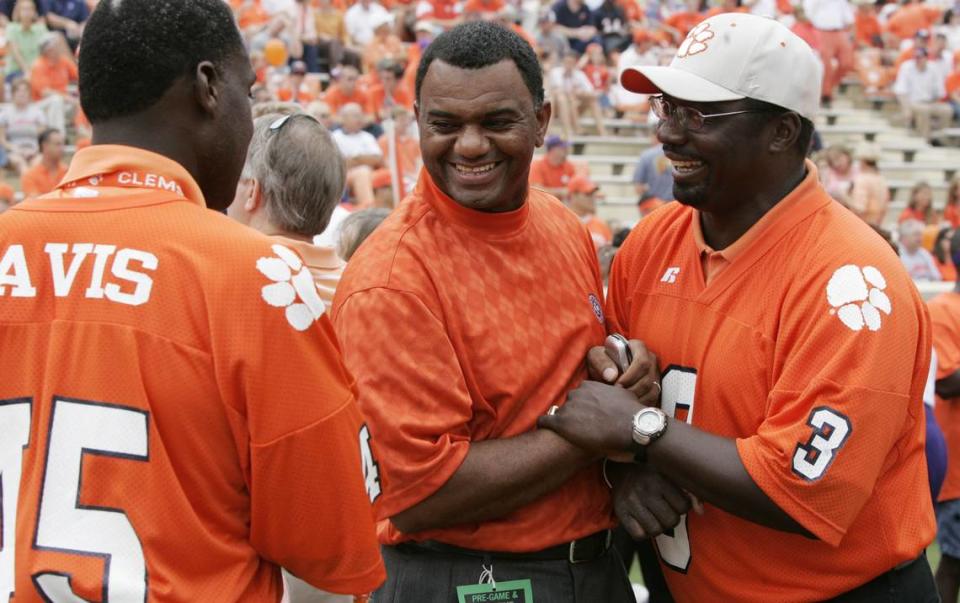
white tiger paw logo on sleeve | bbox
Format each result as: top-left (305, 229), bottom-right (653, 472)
top-left (677, 23), bottom-right (715, 58)
top-left (256, 245), bottom-right (325, 331)
top-left (826, 265), bottom-right (891, 332)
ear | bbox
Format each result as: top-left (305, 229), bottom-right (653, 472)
top-left (534, 100), bottom-right (552, 148)
top-left (769, 112), bottom-right (802, 155)
top-left (245, 179), bottom-right (262, 212)
top-left (194, 60), bottom-right (221, 118)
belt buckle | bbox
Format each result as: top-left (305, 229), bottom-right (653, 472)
top-left (568, 539), bottom-right (582, 564)
top-left (568, 530), bottom-right (611, 564)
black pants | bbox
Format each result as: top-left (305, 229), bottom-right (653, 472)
top-left (612, 527), bottom-right (673, 603)
top-left (373, 541), bottom-right (636, 602)
top-left (827, 554), bottom-right (939, 602)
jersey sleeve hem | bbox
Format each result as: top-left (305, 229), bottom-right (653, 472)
top-left (302, 562), bottom-right (387, 596)
top-left (373, 438), bottom-right (471, 521)
top-left (736, 436), bottom-right (847, 546)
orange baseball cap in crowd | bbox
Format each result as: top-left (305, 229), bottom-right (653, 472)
top-left (568, 175), bottom-right (599, 194)
top-left (621, 13), bottom-right (823, 120)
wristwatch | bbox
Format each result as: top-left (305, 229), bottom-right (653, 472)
top-left (632, 407), bottom-right (668, 449)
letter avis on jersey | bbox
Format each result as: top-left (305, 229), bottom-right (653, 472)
top-left (0, 243), bottom-right (157, 307)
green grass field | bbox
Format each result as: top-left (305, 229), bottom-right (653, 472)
top-left (627, 543), bottom-right (943, 584)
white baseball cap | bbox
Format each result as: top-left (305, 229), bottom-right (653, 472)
top-left (621, 13), bottom-right (823, 120)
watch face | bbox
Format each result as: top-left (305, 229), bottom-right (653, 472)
top-left (638, 412), bottom-right (661, 432)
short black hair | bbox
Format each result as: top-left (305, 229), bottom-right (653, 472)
top-left (38, 128), bottom-right (60, 150)
top-left (78, 0), bottom-right (245, 123)
top-left (415, 21), bottom-right (544, 109)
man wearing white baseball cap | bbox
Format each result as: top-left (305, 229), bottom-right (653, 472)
top-left (538, 13), bottom-right (939, 602)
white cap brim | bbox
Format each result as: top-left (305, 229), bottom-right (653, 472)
top-left (621, 65), bottom-right (745, 103)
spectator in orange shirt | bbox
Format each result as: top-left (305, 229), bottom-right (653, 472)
top-left (568, 175), bottom-right (612, 248)
top-left (529, 135), bottom-right (578, 199)
top-left (900, 181), bottom-right (936, 224)
top-left (369, 60), bottom-right (414, 121)
top-left (275, 60), bottom-right (318, 104)
top-left (20, 127), bottom-right (66, 199)
top-left (236, 0), bottom-right (271, 31)
top-left (886, 0), bottom-right (941, 41)
top-left (325, 64), bottom-right (375, 124)
top-left (362, 13), bottom-right (406, 74)
top-left (29, 33), bottom-right (76, 134)
top-left (854, 0), bottom-right (882, 47)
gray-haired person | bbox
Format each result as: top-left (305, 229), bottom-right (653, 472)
top-left (227, 112), bottom-right (347, 310)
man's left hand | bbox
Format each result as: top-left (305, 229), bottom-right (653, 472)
top-left (538, 381), bottom-right (642, 457)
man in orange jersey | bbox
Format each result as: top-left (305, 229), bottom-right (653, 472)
top-left (541, 13), bottom-right (938, 602)
top-left (0, 1), bottom-right (384, 601)
top-left (332, 21), bottom-right (642, 602)
top-left (20, 128), bottom-right (66, 199)
top-left (929, 230), bottom-right (960, 602)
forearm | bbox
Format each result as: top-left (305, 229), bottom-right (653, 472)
top-left (354, 154), bottom-right (383, 167)
top-left (391, 428), bottom-right (596, 533)
top-left (647, 419), bottom-right (812, 536)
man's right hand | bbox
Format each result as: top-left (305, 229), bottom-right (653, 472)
top-left (587, 338), bottom-right (660, 405)
top-left (613, 463), bottom-right (692, 540)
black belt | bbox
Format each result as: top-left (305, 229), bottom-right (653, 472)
top-left (401, 529), bottom-right (613, 564)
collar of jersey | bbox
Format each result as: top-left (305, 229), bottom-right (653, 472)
top-left (693, 159), bottom-right (821, 263)
top-left (55, 144), bottom-right (206, 207)
top-left (417, 167), bottom-right (530, 237)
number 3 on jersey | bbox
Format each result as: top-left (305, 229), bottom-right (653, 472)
top-left (655, 367), bottom-right (697, 574)
top-left (0, 397), bottom-right (149, 603)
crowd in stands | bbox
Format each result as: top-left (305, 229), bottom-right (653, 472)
top-left (6, 0), bottom-right (960, 285)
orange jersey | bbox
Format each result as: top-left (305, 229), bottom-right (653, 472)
top-left (528, 157), bottom-right (577, 189)
top-left (29, 55), bottom-right (78, 101)
top-left (20, 162), bottom-right (67, 200)
top-left (331, 171), bottom-right (613, 552)
top-left (323, 84), bottom-right (374, 116)
top-left (0, 145), bottom-right (384, 602)
top-left (854, 11), bottom-right (881, 46)
top-left (930, 292), bottom-right (960, 501)
top-left (367, 84), bottom-right (414, 117)
top-left (885, 3), bottom-right (942, 40)
top-left (606, 165), bottom-right (934, 601)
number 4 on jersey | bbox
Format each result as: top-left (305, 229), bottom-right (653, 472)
top-left (359, 425), bottom-right (381, 503)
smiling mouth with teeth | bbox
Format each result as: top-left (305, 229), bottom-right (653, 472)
top-left (453, 163), bottom-right (498, 174)
top-left (670, 159), bottom-right (705, 174)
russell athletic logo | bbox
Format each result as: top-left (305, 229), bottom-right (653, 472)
top-left (257, 244), bottom-right (325, 331)
top-left (826, 265), bottom-right (891, 332)
top-left (661, 267), bottom-right (681, 284)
